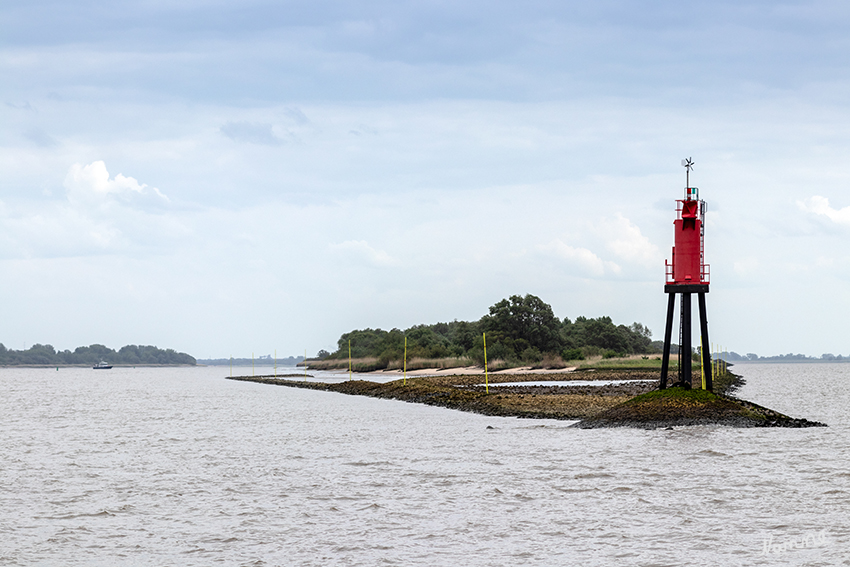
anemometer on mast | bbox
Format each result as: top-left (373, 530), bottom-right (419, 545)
top-left (681, 157), bottom-right (694, 186)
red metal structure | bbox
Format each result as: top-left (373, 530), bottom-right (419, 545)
top-left (665, 187), bottom-right (709, 285)
top-left (659, 161), bottom-right (713, 391)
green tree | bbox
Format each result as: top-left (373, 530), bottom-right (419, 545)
top-left (480, 294), bottom-right (563, 355)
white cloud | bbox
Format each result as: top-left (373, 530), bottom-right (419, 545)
top-left (733, 257), bottom-right (761, 279)
top-left (601, 213), bottom-right (660, 265)
top-left (64, 160), bottom-right (170, 209)
top-left (798, 195), bottom-right (850, 225)
top-left (0, 161), bottom-right (181, 259)
top-left (330, 240), bottom-right (399, 267)
top-left (540, 239), bottom-right (620, 277)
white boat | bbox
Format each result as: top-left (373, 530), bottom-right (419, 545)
top-left (93, 361), bottom-right (113, 370)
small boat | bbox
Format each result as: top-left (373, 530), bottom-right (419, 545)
top-left (93, 361), bottom-right (113, 370)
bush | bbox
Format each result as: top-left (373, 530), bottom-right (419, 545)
top-left (520, 347), bottom-right (543, 363)
top-left (562, 348), bottom-right (585, 361)
top-left (580, 345), bottom-right (604, 358)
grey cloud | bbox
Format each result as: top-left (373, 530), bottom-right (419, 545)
top-left (24, 128), bottom-right (58, 147)
top-left (220, 121), bottom-right (284, 146)
top-left (6, 101), bottom-right (34, 111)
top-left (10, 1), bottom-right (845, 107)
top-left (283, 107), bottom-right (310, 125)
top-left (349, 123), bottom-right (377, 136)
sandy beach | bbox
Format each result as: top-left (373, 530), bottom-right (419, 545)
top-left (357, 365), bottom-right (579, 377)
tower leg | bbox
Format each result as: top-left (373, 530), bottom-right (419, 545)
top-left (698, 292), bottom-right (713, 392)
top-left (659, 292), bottom-right (676, 390)
top-left (681, 293), bottom-right (692, 387)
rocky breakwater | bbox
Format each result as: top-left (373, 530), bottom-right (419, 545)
top-left (573, 387), bottom-right (827, 429)
top-left (226, 369), bottom-right (658, 420)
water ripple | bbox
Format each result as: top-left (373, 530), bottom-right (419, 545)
top-left (0, 364), bottom-right (848, 565)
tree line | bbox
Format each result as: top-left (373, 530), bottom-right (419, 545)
top-left (197, 355), bottom-right (305, 366)
top-left (0, 343), bottom-right (196, 366)
top-left (324, 294), bottom-right (655, 366)
top-left (718, 351), bottom-right (850, 362)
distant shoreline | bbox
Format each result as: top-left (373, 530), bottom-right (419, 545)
top-left (726, 359), bottom-right (850, 364)
top-left (0, 364), bottom-right (197, 369)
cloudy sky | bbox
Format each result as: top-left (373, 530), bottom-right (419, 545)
top-left (3, 0), bottom-right (850, 359)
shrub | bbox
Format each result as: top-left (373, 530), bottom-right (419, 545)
top-left (580, 345), bottom-right (604, 358)
top-left (520, 347), bottom-right (543, 363)
top-left (562, 348), bottom-right (585, 361)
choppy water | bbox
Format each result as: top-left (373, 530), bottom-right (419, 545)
top-left (1, 363), bottom-right (848, 566)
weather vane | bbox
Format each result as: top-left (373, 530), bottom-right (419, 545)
top-left (681, 157), bottom-right (694, 188)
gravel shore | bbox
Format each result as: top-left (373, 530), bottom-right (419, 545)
top-left (229, 370), bottom-right (666, 420)
top-left (226, 369), bottom-right (824, 428)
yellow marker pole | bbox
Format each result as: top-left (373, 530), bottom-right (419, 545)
top-left (483, 332), bottom-right (489, 394)
top-left (717, 344), bottom-right (721, 377)
top-left (348, 340), bottom-right (352, 381)
top-left (700, 336), bottom-right (706, 390)
top-left (709, 343), bottom-right (717, 384)
top-left (252, 352), bottom-right (254, 376)
top-left (403, 336), bottom-right (408, 386)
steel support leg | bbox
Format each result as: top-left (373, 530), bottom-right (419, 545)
top-left (681, 293), bottom-right (692, 387)
top-left (698, 292), bottom-right (713, 392)
top-left (659, 293), bottom-right (676, 390)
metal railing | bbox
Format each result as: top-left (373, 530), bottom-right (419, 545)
top-left (665, 260), bottom-right (710, 284)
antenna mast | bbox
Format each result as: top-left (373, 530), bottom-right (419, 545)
top-left (681, 157), bottom-right (694, 189)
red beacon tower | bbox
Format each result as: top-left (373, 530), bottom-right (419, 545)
top-left (659, 158), bottom-right (713, 391)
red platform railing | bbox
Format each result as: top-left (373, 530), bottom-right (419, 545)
top-left (665, 261), bottom-right (710, 284)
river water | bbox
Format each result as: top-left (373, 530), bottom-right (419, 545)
top-left (1, 363), bottom-right (847, 566)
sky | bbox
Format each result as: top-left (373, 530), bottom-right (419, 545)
top-left (4, 0), bottom-right (850, 359)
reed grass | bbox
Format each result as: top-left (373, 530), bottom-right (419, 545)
top-left (484, 358), bottom-right (514, 371)
top-left (305, 357), bottom-right (384, 372)
top-left (306, 356), bottom-right (519, 372)
top-left (530, 353), bottom-right (570, 369)
top-left (578, 355), bottom-right (675, 369)
top-left (384, 357), bottom-right (475, 371)
top-left (307, 354), bottom-right (671, 373)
